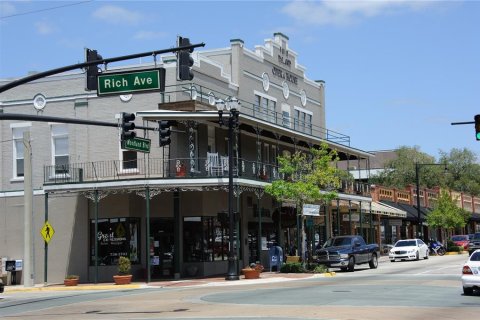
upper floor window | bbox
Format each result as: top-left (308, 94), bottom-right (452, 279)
top-left (11, 123), bottom-right (31, 179)
top-left (254, 91), bottom-right (277, 123)
top-left (281, 104), bottom-right (291, 128)
top-left (293, 107), bottom-right (313, 135)
top-left (51, 124), bottom-right (69, 174)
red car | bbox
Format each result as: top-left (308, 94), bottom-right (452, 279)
top-left (451, 235), bottom-right (469, 250)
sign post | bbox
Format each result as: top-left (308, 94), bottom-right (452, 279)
top-left (97, 68), bottom-right (165, 96)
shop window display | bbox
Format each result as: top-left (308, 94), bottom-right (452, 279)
top-left (90, 218), bottom-right (140, 266)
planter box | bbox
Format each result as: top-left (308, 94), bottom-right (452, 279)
top-left (113, 274), bottom-right (132, 285)
top-left (64, 278), bottom-right (79, 286)
top-left (242, 268), bottom-right (260, 279)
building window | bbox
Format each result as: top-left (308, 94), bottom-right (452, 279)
top-left (51, 124), bottom-right (69, 174)
top-left (293, 107), bottom-right (313, 135)
top-left (11, 124), bottom-right (31, 178)
top-left (254, 91), bottom-right (277, 123)
top-left (281, 104), bottom-right (291, 128)
top-left (183, 216), bottom-right (237, 262)
top-left (122, 150), bottom-right (137, 170)
top-left (89, 218), bottom-right (140, 266)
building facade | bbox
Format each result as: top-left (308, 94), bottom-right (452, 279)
top-left (1, 33), bottom-right (403, 285)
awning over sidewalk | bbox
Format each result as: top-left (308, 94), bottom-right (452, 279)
top-left (334, 200), bottom-right (407, 218)
top-left (361, 201), bottom-right (407, 218)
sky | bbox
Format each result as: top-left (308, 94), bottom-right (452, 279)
top-left (0, 0), bottom-right (479, 160)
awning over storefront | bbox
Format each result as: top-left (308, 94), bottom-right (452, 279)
top-left (348, 201), bottom-right (407, 218)
top-left (365, 201), bottom-right (407, 218)
top-left (332, 200), bottom-right (407, 218)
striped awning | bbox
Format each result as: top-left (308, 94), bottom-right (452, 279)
top-left (362, 201), bottom-right (407, 218)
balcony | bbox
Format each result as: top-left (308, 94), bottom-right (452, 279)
top-left (43, 158), bottom-right (370, 197)
top-left (43, 157), bottom-right (279, 185)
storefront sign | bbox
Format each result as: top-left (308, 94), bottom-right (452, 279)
top-left (303, 204), bottom-right (320, 216)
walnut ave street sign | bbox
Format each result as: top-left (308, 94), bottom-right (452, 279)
top-left (97, 68), bottom-right (165, 96)
top-left (122, 137), bottom-right (151, 153)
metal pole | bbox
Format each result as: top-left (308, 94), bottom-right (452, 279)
top-left (415, 163), bottom-right (421, 239)
top-left (44, 192), bottom-right (48, 285)
top-left (94, 189), bottom-right (99, 284)
top-left (23, 131), bottom-right (33, 287)
top-left (225, 112), bottom-right (239, 280)
top-left (257, 196), bottom-right (262, 264)
top-left (146, 186), bottom-right (151, 283)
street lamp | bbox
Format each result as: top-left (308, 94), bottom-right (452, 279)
top-left (216, 96), bottom-right (241, 281)
top-left (415, 162), bottom-right (448, 239)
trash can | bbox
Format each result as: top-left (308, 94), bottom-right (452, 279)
top-left (268, 246), bottom-right (283, 272)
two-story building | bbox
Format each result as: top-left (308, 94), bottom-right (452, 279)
top-left (0, 33), bottom-right (405, 285)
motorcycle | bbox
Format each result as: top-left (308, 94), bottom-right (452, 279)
top-left (428, 240), bottom-right (446, 256)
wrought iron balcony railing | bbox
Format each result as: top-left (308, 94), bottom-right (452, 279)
top-left (43, 158), bottom-right (371, 197)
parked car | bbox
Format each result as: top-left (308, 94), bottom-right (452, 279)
top-left (451, 235), bottom-right (470, 250)
top-left (315, 235), bottom-right (379, 272)
top-left (389, 239), bottom-right (429, 262)
top-left (468, 233), bottom-right (480, 255)
top-left (461, 249), bottom-right (480, 295)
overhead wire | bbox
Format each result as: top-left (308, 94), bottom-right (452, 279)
top-left (0, 1), bottom-right (94, 20)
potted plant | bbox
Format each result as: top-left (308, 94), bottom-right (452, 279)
top-left (113, 256), bottom-right (132, 285)
top-left (64, 275), bottom-right (79, 286)
top-left (241, 262), bottom-right (263, 279)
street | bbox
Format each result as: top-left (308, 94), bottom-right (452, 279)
top-left (0, 254), bottom-right (478, 320)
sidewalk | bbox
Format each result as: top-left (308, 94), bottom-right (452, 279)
top-left (4, 256), bottom-right (392, 293)
top-left (2, 271), bottom-right (323, 293)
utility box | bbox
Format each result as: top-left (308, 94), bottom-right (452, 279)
top-left (5, 260), bottom-right (22, 285)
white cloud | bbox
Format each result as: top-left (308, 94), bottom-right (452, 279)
top-left (0, 2), bottom-right (16, 17)
top-left (282, 0), bottom-right (435, 26)
top-left (92, 5), bottom-right (142, 25)
top-left (35, 20), bottom-right (55, 35)
top-left (133, 30), bottom-right (168, 40)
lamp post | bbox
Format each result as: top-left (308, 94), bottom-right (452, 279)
top-left (415, 163), bottom-right (448, 239)
top-left (216, 97), bottom-right (240, 281)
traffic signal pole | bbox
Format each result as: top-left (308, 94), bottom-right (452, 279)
top-left (0, 42), bottom-right (205, 93)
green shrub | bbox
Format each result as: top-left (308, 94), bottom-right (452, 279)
top-left (305, 263), bottom-right (328, 273)
top-left (447, 245), bottom-right (462, 252)
top-left (280, 262), bottom-right (305, 273)
top-left (117, 256), bottom-right (131, 275)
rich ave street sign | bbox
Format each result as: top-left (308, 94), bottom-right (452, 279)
top-left (122, 137), bottom-right (151, 153)
top-left (97, 68), bottom-right (165, 96)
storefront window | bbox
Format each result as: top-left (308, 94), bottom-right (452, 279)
top-left (183, 216), bottom-right (230, 262)
top-left (90, 218), bottom-right (140, 266)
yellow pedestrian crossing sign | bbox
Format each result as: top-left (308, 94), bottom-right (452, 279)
top-left (41, 221), bottom-right (55, 243)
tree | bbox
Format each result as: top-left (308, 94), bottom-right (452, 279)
top-left (370, 146), bottom-right (439, 188)
top-left (265, 143), bottom-right (342, 262)
top-left (426, 189), bottom-right (470, 242)
top-left (439, 148), bottom-right (480, 196)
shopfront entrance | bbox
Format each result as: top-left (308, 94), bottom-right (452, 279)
top-left (150, 218), bottom-right (174, 278)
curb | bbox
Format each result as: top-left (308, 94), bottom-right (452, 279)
top-left (4, 283), bottom-right (143, 293)
top-left (445, 251), bottom-right (468, 255)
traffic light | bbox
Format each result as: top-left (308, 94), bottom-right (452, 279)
top-left (85, 48), bottom-right (103, 91)
top-left (177, 36), bottom-right (194, 81)
top-left (475, 114), bottom-right (480, 141)
top-left (121, 112), bottom-right (136, 142)
top-left (159, 120), bottom-right (171, 146)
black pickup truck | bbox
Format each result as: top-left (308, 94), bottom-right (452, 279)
top-left (315, 235), bottom-right (379, 272)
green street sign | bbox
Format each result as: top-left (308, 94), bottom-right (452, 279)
top-left (97, 68), bottom-right (165, 96)
top-left (122, 137), bottom-right (151, 153)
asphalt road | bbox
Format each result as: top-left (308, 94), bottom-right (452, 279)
top-left (0, 254), bottom-right (478, 320)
